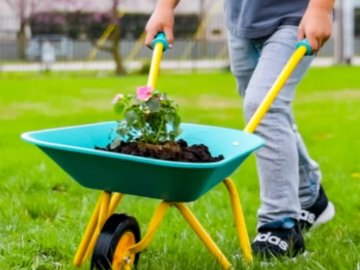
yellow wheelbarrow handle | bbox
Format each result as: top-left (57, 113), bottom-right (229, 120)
top-left (244, 39), bottom-right (312, 133)
top-left (147, 32), bottom-right (169, 88)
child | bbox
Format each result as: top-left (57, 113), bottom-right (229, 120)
top-left (145, 0), bottom-right (336, 258)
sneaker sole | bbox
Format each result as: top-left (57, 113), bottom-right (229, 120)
top-left (313, 201), bottom-right (335, 227)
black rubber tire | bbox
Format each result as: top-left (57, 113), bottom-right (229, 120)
top-left (90, 213), bottom-right (141, 270)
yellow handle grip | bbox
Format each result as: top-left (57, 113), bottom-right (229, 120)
top-left (147, 43), bottom-right (164, 88)
top-left (244, 46), bottom-right (307, 133)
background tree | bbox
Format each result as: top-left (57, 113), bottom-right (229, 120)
top-left (4, 0), bottom-right (88, 60)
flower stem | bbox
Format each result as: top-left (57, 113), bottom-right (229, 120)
top-left (154, 116), bottom-right (165, 143)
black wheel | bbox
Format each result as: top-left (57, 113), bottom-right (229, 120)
top-left (90, 213), bottom-right (141, 270)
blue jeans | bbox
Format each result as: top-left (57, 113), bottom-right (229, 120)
top-left (228, 25), bottom-right (322, 228)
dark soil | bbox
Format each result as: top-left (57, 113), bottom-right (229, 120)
top-left (95, 139), bottom-right (224, 163)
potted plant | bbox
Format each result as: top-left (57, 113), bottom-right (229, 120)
top-left (96, 86), bottom-right (224, 162)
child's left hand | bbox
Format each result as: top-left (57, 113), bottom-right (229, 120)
top-left (297, 6), bottom-right (332, 54)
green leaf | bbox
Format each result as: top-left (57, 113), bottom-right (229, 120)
top-left (174, 127), bottom-right (182, 137)
top-left (113, 103), bottom-right (125, 115)
top-left (169, 132), bottom-right (176, 141)
top-left (133, 119), bottom-right (143, 129)
top-left (110, 137), bottom-right (121, 149)
top-left (118, 127), bottom-right (129, 137)
top-left (173, 114), bottom-right (181, 128)
top-left (165, 112), bottom-right (175, 124)
top-left (146, 97), bottom-right (161, 112)
top-left (125, 110), bottom-right (138, 124)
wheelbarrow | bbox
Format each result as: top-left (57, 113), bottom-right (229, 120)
top-left (21, 33), bottom-right (312, 269)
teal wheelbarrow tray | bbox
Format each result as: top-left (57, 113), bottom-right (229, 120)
top-left (21, 122), bottom-right (264, 202)
top-left (21, 33), bottom-right (313, 270)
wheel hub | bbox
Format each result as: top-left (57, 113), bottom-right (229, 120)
top-left (112, 232), bottom-right (136, 270)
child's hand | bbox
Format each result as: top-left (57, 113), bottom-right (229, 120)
top-left (145, 6), bottom-right (175, 49)
top-left (297, 6), bottom-right (332, 54)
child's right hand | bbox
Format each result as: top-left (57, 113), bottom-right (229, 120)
top-left (145, 6), bottom-right (175, 49)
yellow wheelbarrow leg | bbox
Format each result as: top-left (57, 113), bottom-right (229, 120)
top-left (174, 203), bottom-right (232, 270)
top-left (126, 201), bottom-right (231, 269)
top-left (109, 193), bottom-right (124, 214)
top-left (74, 193), bottom-right (102, 266)
top-left (81, 191), bottom-right (117, 264)
top-left (74, 192), bottom-right (124, 266)
top-left (127, 201), bottom-right (171, 254)
top-left (82, 191), bottom-right (112, 265)
top-left (224, 179), bottom-right (252, 263)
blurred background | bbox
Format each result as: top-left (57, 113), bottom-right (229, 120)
top-left (0, 0), bottom-right (359, 74)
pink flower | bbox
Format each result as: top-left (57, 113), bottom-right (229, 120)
top-left (136, 86), bottom-right (153, 101)
top-left (112, 94), bottom-right (124, 104)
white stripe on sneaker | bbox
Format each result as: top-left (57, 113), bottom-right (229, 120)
top-left (313, 202), bottom-right (335, 227)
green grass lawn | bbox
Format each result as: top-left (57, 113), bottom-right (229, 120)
top-left (1, 67), bottom-right (360, 270)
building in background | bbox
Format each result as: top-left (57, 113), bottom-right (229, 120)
top-left (0, 0), bottom-right (226, 40)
